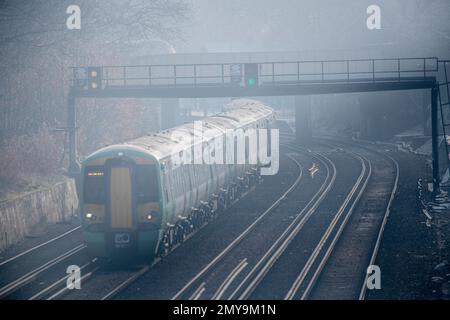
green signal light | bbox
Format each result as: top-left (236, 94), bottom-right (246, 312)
top-left (247, 78), bottom-right (256, 86)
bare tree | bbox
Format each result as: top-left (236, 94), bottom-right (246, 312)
top-left (0, 0), bottom-right (191, 136)
top-left (0, 1), bottom-right (191, 187)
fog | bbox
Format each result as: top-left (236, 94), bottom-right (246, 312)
top-left (1, 0), bottom-right (449, 179)
top-left (1, 0), bottom-right (450, 303)
top-left (181, 0), bottom-right (450, 59)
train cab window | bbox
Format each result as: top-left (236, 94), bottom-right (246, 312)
top-left (84, 167), bottom-right (106, 204)
top-left (135, 165), bottom-right (158, 203)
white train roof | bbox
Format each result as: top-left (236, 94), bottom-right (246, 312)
top-left (87, 99), bottom-right (274, 162)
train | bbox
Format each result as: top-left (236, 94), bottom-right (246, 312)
top-left (79, 99), bottom-right (275, 261)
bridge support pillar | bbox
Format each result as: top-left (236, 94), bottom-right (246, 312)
top-left (423, 90), bottom-right (431, 136)
top-left (295, 96), bottom-right (312, 143)
top-left (68, 89), bottom-right (80, 176)
top-left (161, 98), bottom-right (180, 129)
top-left (431, 86), bottom-right (440, 194)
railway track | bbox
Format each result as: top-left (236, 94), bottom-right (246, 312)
top-left (228, 145), bottom-right (340, 300)
top-left (0, 226), bottom-right (81, 268)
top-left (31, 150), bottom-right (305, 300)
top-left (100, 137), bottom-right (399, 300)
top-left (0, 223), bottom-right (87, 300)
top-left (1, 134), bottom-right (399, 301)
top-left (308, 137), bottom-right (400, 300)
top-left (170, 146), bottom-right (335, 300)
top-left (282, 144), bottom-right (372, 300)
top-left (79, 152), bottom-right (307, 300)
top-left (58, 151), bottom-right (307, 300)
top-left (0, 244), bottom-right (89, 299)
top-left (263, 134), bottom-right (399, 300)
top-left (32, 259), bottom-right (99, 300)
top-left (26, 140), bottom-right (358, 300)
top-left (228, 142), bottom-right (368, 300)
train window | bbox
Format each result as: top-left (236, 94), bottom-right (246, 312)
top-left (84, 166), bottom-right (105, 204)
top-left (172, 168), bottom-right (179, 196)
top-left (172, 168), bottom-right (179, 197)
top-left (245, 135), bottom-right (249, 165)
top-left (187, 164), bottom-right (194, 190)
top-left (177, 167), bottom-right (185, 196)
top-left (135, 165), bottom-right (158, 203)
top-left (177, 167), bottom-right (183, 196)
top-left (183, 166), bottom-right (190, 192)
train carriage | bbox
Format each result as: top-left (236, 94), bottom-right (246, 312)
top-left (80, 99), bottom-right (274, 261)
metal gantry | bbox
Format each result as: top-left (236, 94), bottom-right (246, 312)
top-left (67, 56), bottom-right (441, 191)
top-left (72, 57), bottom-right (438, 91)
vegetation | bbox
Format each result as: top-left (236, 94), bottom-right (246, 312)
top-left (0, 1), bottom-right (190, 196)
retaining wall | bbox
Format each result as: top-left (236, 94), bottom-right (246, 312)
top-left (0, 178), bottom-right (79, 252)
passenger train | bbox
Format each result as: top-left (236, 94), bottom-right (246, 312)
top-left (79, 99), bottom-right (275, 261)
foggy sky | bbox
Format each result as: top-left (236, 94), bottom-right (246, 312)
top-left (178, 0), bottom-right (450, 59)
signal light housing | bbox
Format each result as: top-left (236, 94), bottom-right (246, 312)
top-left (244, 63), bottom-right (258, 87)
top-left (88, 67), bottom-right (102, 90)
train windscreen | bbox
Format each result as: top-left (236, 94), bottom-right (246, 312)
top-left (84, 166), bottom-right (106, 204)
top-left (135, 165), bottom-right (159, 203)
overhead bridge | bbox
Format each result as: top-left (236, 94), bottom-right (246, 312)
top-left (72, 57), bottom-right (438, 98)
top-left (68, 57), bottom-right (442, 191)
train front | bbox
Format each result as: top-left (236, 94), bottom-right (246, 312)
top-left (80, 146), bottom-right (163, 261)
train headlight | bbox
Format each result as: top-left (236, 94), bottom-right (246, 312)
top-left (85, 213), bottom-right (95, 220)
top-left (146, 214), bottom-right (152, 221)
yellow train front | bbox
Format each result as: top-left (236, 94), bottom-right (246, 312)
top-left (80, 147), bottom-right (163, 260)
top-left (79, 99), bottom-right (275, 262)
